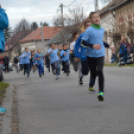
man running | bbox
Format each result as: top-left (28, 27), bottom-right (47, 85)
top-left (13, 53), bottom-right (20, 73)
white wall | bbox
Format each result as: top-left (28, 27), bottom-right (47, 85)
top-left (100, 12), bottom-right (115, 63)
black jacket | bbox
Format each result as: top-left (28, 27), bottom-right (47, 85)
top-left (3, 56), bottom-right (10, 64)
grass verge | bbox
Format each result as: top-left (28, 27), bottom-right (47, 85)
top-left (0, 82), bottom-right (9, 104)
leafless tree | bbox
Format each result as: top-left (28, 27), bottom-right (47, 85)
top-left (7, 19), bottom-right (31, 55)
top-left (53, 7), bottom-right (86, 43)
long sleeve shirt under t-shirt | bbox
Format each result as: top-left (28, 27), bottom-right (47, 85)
top-left (81, 25), bottom-right (105, 58)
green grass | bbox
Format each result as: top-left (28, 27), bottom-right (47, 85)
top-left (0, 82), bottom-right (9, 98)
top-left (104, 63), bottom-right (134, 67)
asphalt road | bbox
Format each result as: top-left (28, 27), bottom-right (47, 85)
top-left (4, 67), bottom-right (134, 134)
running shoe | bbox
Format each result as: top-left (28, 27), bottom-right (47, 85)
top-left (89, 87), bottom-right (94, 91)
top-left (27, 75), bottom-right (30, 77)
top-left (97, 92), bottom-right (104, 101)
top-left (79, 78), bottom-right (83, 85)
top-left (0, 107), bottom-right (6, 115)
top-left (39, 75), bottom-right (42, 77)
top-left (42, 72), bottom-right (44, 76)
top-left (56, 75), bottom-right (60, 79)
top-left (66, 73), bottom-right (69, 76)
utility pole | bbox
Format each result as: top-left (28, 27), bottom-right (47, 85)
top-left (94, 0), bottom-right (99, 12)
top-left (59, 3), bottom-right (64, 45)
top-left (40, 22), bottom-right (45, 55)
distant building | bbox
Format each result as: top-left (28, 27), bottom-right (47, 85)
top-left (19, 26), bottom-right (62, 54)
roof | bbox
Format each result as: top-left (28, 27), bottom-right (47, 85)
top-left (20, 26), bottom-right (62, 44)
top-left (44, 26), bottom-right (73, 46)
top-left (100, 0), bottom-right (127, 14)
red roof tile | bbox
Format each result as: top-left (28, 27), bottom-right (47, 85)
top-left (20, 26), bottom-right (62, 44)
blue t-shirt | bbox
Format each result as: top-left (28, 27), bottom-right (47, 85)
top-left (22, 52), bottom-right (31, 64)
top-left (60, 49), bottom-right (70, 62)
top-left (34, 53), bottom-right (44, 65)
top-left (82, 26), bottom-right (105, 58)
top-left (19, 56), bottom-right (24, 64)
top-left (46, 49), bottom-right (59, 64)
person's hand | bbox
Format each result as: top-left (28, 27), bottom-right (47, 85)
top-left (75, 58), bottom-right (80, 62)
top-left (110, 46), bottom-right (115, 51)
top-left (93, 44), bottom-right (101, 50)
top-left (64, 53), bottom-right (67, 56)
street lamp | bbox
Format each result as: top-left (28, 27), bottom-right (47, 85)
top-left (40, 22), bottom-right (45, 55)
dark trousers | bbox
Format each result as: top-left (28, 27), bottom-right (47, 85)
top-left (88, 57), bottom-right (104, 93)
top-left (24, 64), bottom-right (30, 76)
top-left (37, 63), bottom-right (44, 76)
top-left (51, 61), bottom-right (60, 76)
top-left (119, 52), bottom-right (128, 64)
top-left (81, 60), bottom-right (89, 76)
top-left (20, 64), bottom-right (24, 71)
top-left (62, 60), bottom-right (69, 74)
top-left (5, 64), bottom-right (9, 72)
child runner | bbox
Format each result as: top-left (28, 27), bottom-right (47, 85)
top-left (19, 52), bottom-right (24, 71)
top-left (70, 32), bottom-right (84, 84)
top-left (31, 51), bottom-right (37, 73)
top-left (21, 47), bottom-right (31, 77)
top-left (46, 44), bottom-right (60, 79)
top-left (74, 20), bottom-right (91, 85)
top-left (13, 53), bottom-right (20, 73)
top-left (35, 48), bottom-right (44, 77)
top-left (81, 12), bottom-right (115, 101)
top-left (60, 44), bottom-right (70, 76)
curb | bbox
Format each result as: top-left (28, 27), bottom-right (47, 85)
top-left (0, 85), bottom-right (14, 134)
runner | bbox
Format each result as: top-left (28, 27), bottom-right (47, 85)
top-left (35, 48), bottom-right (44, 77)
top-left (19, 52), bottom-right (24, 71)
top-left (45, 54), bottom-right (50, 72)
top-left (74, 20), bottom-right (91, 85)
top-left (70, 32), bottom-right (84, 84)
top-left (46, 44), bottom-right (60, 79)
top-left (31, 50), bottom-right (37, 73)
top-left (81, 12), bottom-right (115, 101)
top-left (3, 53), bottom-right (10, 73)
top-left (60, 44), bottom-right (70, 76)
top-left (21, 47), bottom-right (31, 77)
top-left (13, 53), bottom-right (20, 73)
top-left (70, 32), bottom-right (79, 71)
top-left (0, 4), bottom-right (8, 114)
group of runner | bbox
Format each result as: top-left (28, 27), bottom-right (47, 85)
top-left (14, 12), bottom-right (115, 102)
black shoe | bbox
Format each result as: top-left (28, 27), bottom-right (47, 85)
top-left (42, 72), bottom-right (44, 76)
top-left (79, 78), bottom-right (83, 85)
top-left (27, 75), bottom-right (30, 77)
top-left (39, 75), bottom-right (42, 77)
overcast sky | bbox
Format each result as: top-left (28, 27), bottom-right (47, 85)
top-left (1, 0), bottom-right (104, 28)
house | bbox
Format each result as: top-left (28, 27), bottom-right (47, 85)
top-left (19, 26), bottom-right (62, 54)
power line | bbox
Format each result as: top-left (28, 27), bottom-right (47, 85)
top-left (63, 0), bottom-right (77, 7)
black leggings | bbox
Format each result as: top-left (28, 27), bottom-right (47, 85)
top-left (5, 64), bottom-right (9, 72)
top-left (88, 57), bottom-right (104, 92)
